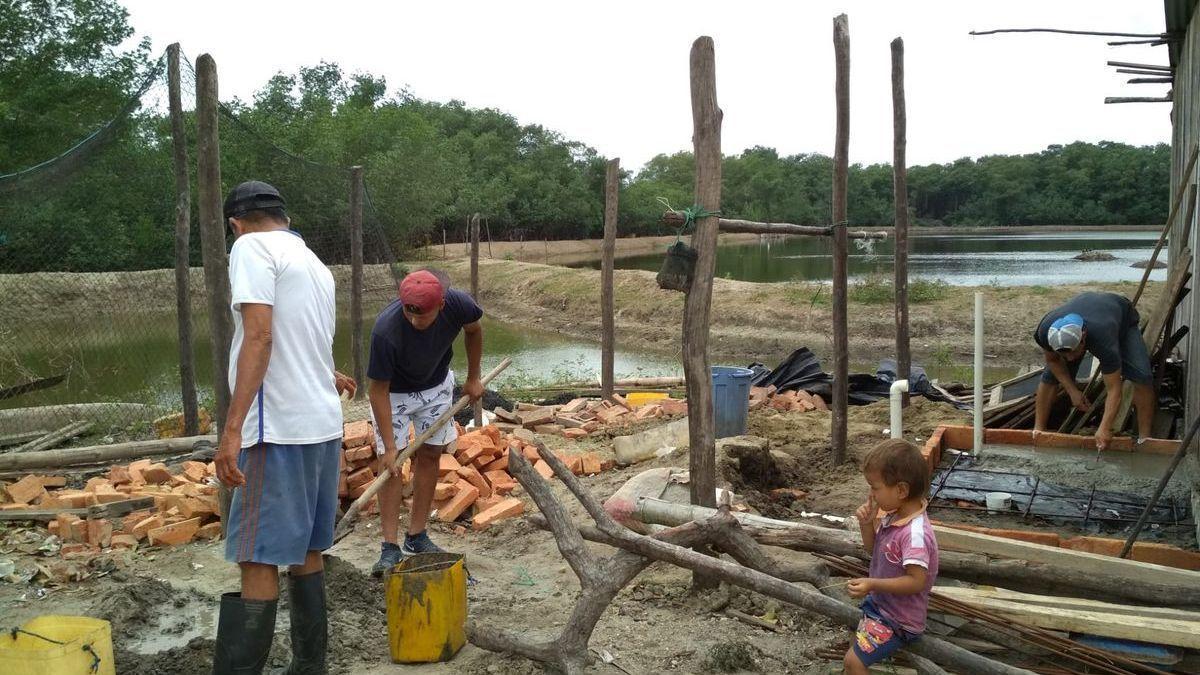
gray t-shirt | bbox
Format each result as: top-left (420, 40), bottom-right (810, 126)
top-left (1033, 292), bottom-right (1134, 374)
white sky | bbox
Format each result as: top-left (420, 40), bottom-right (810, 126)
top-left (120, 0), bottom-right (1172, 172)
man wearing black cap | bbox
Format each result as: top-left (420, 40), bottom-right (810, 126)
top-left (212, 181), bottom-right (356, 674)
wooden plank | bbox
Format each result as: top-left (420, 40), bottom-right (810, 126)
top-left (0, 435), bottom-right (216, 471)
top-left (933, 526), bottom-right (1200, 589)
top-left (937, 591), bottom-right (1200, 649)
top-left (0, 496), bottom-right (156, 523)
top-left (936, 586), bottom-right (1200, 624)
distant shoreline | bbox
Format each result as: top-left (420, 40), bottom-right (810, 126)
top-left (414, 224), bottom-right (1163, 266)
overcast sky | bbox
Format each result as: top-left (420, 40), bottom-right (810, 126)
top-left (121, 0), bottom-right (1172, 171)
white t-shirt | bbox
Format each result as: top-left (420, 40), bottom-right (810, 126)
top-left (227, 230), bottom-right (342, 448)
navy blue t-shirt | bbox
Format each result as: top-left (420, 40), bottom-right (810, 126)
top-left (367, 288), bottom-right (483, 393)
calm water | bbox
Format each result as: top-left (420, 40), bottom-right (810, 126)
top-left (588, 230), bottom-right (1167, 286)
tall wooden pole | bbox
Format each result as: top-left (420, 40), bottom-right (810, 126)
top-left (167, 43), bottom-right (199, 435)
top-left (891, 37), bottom-right (911, 407)
top-left (831, 15), bottom-right (851, 465)
top-left (601, 158), bottom-right (619, 400)
top-left (196, 53), bottom-right (235, 532)
top-left (470, 213), bottom-right (483, 427)
top-left (349, 166), bottom-right (365, 397)
top-left (195, 54), bottom-right (234, 430)
top-left (683, 36), bottom-right (722, 589)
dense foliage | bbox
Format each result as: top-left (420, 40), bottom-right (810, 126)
top-left (0, 0), bottom-right (1171, 272)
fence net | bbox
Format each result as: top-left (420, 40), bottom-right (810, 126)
top-left (0, 49), bottom-right (403, 447)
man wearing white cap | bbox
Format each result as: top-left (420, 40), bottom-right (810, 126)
top-left (1033, 291), bottom-right (1156, 450)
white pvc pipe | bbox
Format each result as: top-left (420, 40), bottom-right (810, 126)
top-left (890, 379), bottom-right (909, 439)
top-left (974, 292), bottom-right (984, 455)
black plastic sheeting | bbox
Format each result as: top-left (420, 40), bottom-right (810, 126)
top-left (747, 348), bottom-right (967, 409)
top-left (930, 455), bottom-right (1193, 528)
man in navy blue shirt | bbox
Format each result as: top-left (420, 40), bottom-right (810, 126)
top-left (367, 269), bottom-right (484, 575)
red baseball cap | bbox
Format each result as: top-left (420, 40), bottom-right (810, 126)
top-left (399, 270), bottom-right (444, 313)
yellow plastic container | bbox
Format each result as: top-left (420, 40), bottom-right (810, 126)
top-left (385, 552), bottom-right (467, 663)
top-left (626, 391), bottom-right (669, 407)
top-left (0, 615), bottom-right (115, 675)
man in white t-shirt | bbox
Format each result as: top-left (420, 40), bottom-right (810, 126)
top-left (212, 181), bottom-right (356, 674)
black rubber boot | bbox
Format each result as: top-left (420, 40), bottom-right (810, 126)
top-left (278, 570), bottom-right (328, 674)
top-left (212, 592), bottom-right (277, 675)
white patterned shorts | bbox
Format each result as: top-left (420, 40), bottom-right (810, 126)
top-left (372, 370), bottom-right (458, 455)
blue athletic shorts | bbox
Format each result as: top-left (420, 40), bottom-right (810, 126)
top-left (851, 597), bottom-right (918, 667)
top-left (225, 439), bottom-right (341, 566)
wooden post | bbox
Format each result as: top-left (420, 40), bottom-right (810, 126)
top-left (601, 158), bottom-right (619, 400)
top-left (683, 36), bottom-right (723, 589)
top-left (831, 15), bottom-right (851, 465)
top-left (485, 217), bottom-right (493, 258)
top-left (195, 54), bottom-right (234, 430)
top-left (167, 43), bottom-right (199, 436)
top-left (442, 228), bottom-right (447, 259)
top-left (470, 213), bottom-right (483, 427)
top-left (891, 37), bottom-right (910, 407)
top-left (349, 166), bottom-right (365, 396)
top-left (196, 53), bottom-right (235, 532)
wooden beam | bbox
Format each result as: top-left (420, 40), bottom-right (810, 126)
top-left (683, 36), bottom-right (723, 590)
top-left (601, 158), bottom-right (619, 400)
top-left (0, 435), bottom-right (216, 472)
top-left (971, 28), bottom-right (1167, 39)
top-left (713, 218), bottom-right (886, 240)
top-left (0, 497), bottom-right (157, 523)
top-left (1117, 68), bottom-right (1175, 76)
top-left (892, 37), bottom-right (910, 407)
top-left (1127, 77), bottom-right (1174, 84)
top-left (935, 586), bottom-right (1200, 624)
top-left (936, 590), bottom-right (1200, 649)
top-left (13, 421), bottom-right (91, 454)
top-left (349, 166), bottom-right (365, 396)
top-left (1105, 96), bottom-right (1172, 104)
top-left (167, 43), bottom-right (199, 436)
top-left (831, 14), bottom-right (850, 465)
top-left (1106, 61), bottom-right (1172, 71)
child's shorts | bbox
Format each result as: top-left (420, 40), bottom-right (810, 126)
top-left (851, 597), bottom-right (919, 667)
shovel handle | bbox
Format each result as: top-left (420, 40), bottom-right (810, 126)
top-left (334, 358), bottom-right (512, 537)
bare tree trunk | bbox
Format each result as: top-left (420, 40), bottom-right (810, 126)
top-left (831, 15), bottom-right (851, 464)
top-left (682, 36), bottom-right (723, 589)
top-left (167, 43), bottom-right (199, 436)
top-left (349, 166), bottom-right (365, 397)
top-left (601, 158), bottom-right (619, 400)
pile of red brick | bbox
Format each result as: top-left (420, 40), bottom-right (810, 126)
top-left (335, 420), bottom-right (615, 531)
top-left (0, 458), bottom-right (223, 560)
top-left (491, 395), bottom-right (689, 441)
top-left (750, 386), bottom-right (829, 413)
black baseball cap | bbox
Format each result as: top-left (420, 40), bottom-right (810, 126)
top-left (223, 181), bottom-right (286, 219)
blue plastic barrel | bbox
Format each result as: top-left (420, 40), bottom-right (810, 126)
top-left (711, 366), bottom-right (754, 439)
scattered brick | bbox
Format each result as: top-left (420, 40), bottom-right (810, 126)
top-left (132, 515), bottom-right (165, 539)
top-left (108, 466), bottom-right (132, 485)
top-left (110, 534), bottom-right (139, 549)
top-left (181, 461), bottom-right (208, 483)
top-left (532, 460), bottom-right (554, 480)
top-left (195, 522), bottom-right (223, 540)
top-left (141, 463), bottom-right (173, 484)
top-left (436, 482), bottom-right (480, 523)
top-left (456, 465), bottom-right (493, 499)
top-left (343, 420), bottom-right (373, 448)
top-left (86, 519), bottom-right (113, 548)
top-left (346, 467), bottom-right (375, 490)
top-left (344, 445), bottom-right (375, 463)
top-left (148, 517), bottom-right (202, 546)
top-left (438, 454), bottom-right (462, 476)
top-left (580, 454), bottom-right (601, 475)
top-left (4, 475), bottom-right (46, 505)
top-left (473, 497), bottom-right (525, 530)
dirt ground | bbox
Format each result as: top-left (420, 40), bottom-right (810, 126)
top-left (0, 399), bottom-right (1192, 674)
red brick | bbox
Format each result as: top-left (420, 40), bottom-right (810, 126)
top-left (195, 522), bottom-right (223, 541)
top-left (434, 482), bottom-right (457, 500)
top-left (769, 488), bottom-right (809, 501)
top-left (594, 407), bottom-right (628, 425)
top-left (438, 454), bottom-right (462, 476)
top-left (60, 543), bottom-right (97, 561)
top-left (561, 398), bottom-right (589, 414)
top-left (108, 466), bottom-right (132, 485)
top-left (141, 463), bottom-right (173, 484)
top-left (128, 459), bottom-right (153, 484)
top-left (4, 475), bottom-right (46, 505)
top-left (472, 497), bottom-right (525, 530)
top-left (346, 467), bottom-right (375, 490)
top-left (941, 523), bottom-right (1062, 547)
top-left (344, 445), bottom-right (374, 463)
top-left (56, 513), bottom-right (84, 542)
top-left (580, 454), bottom-right (602, 475)
top-left (57, 491), bottom-right (96, 508)
top-left (563, 428), bottom-right (588, 441)
top-left (110, 534), bottom-right (139, 550)
top-left (1127, 542), bottom-right (1200, 571)
top-left (121, 510), bottom-right (154, 534)
top-left (132, 514), bottom-right (164, 539)
top-left (86, 519), bottom-right (113, 548)
top-left (181, 461), bottom-right (208, 483)
top-left (484, 470), bottom-right (517, 491)
top-left (179, 497), bottom-right (216, 520)
top-left (457, 443), bottom-right (492, 466)
top-left (39, 476), bottom-right (66, 488)
top-left (473, 494), bottom-right (504, 515)
top-left (436, 482), bottom-right (480, 523)
top-left (343, 420), bottom-right (373, 448)
top-left (456, 465), bottom-right (492, 499)
top-left (148, 517), bottom-right (202, 546)
top-left (338, 473), bottom-right (349, 498)
top-left (532, 460), bottom-right (554, 480)
top-left (561, 454), bottom-right (583, 475)
top-left (940, 425), bottom-right (974, 451)
top-left (93, 490), bottom-right (129, 504)
top-left (984, 428), bottom-right (1032, 446)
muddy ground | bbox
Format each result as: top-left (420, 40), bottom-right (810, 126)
top-left (1, 399), bottom-right (1192, 674)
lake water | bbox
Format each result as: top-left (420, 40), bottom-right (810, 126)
top-left (587, 230), bottom-right (1167, 286)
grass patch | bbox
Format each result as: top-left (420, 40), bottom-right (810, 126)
top-left (849, 275), bottom-right (949, 305)
top-left (702, 641), bottom-right (760, 673)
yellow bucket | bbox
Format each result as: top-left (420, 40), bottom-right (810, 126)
top-left (626, 391), bottom-right (669, 407)
top-left (385, 552), bottom-right (467, 663)
top-left (0, 615), bottom-right (115, 675)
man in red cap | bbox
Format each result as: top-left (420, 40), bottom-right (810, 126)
top-left (366, 268), bottom-right (484, 575)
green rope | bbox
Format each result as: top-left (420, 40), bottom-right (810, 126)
top-left (672, 204), bottom-right (722, 243)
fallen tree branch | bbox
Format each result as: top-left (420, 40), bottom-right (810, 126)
top-left (0, 434), bottom-right (216, 471)
top-left (499, 443), bottom-right (1032, 675)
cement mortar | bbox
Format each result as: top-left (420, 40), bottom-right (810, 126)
top-left (972, 444), bottom-right (1191, 500)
